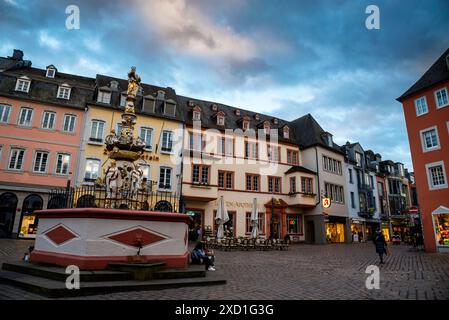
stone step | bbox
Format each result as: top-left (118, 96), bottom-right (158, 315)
top-left (0, 270), bottom-right (227, 298)
top-left (152, 266), bottom-right (206, 280)
top-left (1, 262), bottom-right (133, 282)
top-left (107, 261), bottom-right (167, 280)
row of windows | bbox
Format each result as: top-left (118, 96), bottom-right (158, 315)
top-left (324, 182), bottom-right (345, 204)
top-left (1, 146), bottom-right (70, 175)
top-left (0, 105), bottom-right (77, 132)
top-left (188, 132), bottom-right (299, 164)
top-left (84, 159), bottom-right (174, 191)
top-left (191, 166), bottom-right (314, 194)
top-left (414, 87), bottom-right (449, 116)
top-left (89, 120), bottom-right (174, 152)
top-left (323, 155), bottom-right (342, 175)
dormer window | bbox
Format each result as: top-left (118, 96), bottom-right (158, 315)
top-left (211, 104), bottom-right (218, 112)
top-left (143, 95), bottom-right (155, 113)
top-left (254, 114), bottom-right (260, 121)
top-left (188, 100), bottom-right (195, 107)
top-left (263, 121), bottom-right (271, 134)
top-left (97, 89), bottom-right (111, 104)
top-left (241, 116), bottom-right (251, 131)
top-left (110, 80), bottom-right (119, 90)
top-left (46, 65), bottom-right (56, 78)
top-left (216, 111), bottom-right (225, 126)
top-left (283, 126), bottom-right (290, 139)
top-left (15, 76), bottom-right (31, 93)
top-left (192, 105), bottom-right (201, 121)
top-left (273, 118), bottom-right (278, 125)
top-left (57, 84), bottom-right (71, 100)
top-left (323, 132), bottom-right (333, 147)
top-left (156, 90), bottom-right (165, 99)
top-left (235, 109), bottom-right (240, 116)
top-left (164, 99), bottom-right (176, 117)
top-left (120, 93), bottom-right (127, 107)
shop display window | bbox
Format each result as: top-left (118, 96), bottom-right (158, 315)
top-left (326, 223), bottom-right (345, 243)
top-left (434, 214), bottom-right (449, 246)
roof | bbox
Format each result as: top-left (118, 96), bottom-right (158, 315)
top-left (0, 65), bottom-right (96, 110)
top-left (177, 94), bottom-right (295, 144)
top-left (90, 74), bottom-right (183, 122)
top-left (397, 47), bottom-right (449, 102)
top-left (290, 113), bottom-right (345, 155)
top-left (284, 165), bottom-right (317, 175)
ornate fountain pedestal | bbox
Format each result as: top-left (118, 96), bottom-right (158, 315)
top-left (30, 208), bottom-right (191, 270)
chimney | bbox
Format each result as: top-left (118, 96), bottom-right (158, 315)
top-left (12, 49), bottom-right (24, 61)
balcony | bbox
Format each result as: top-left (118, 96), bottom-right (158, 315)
top-left (358, 183), bottom-right (373, 191)
top-left (285, 192), bottom-right (317, 209)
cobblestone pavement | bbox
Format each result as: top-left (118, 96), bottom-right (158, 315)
top-left (0, 239), bottom-right (448, 300)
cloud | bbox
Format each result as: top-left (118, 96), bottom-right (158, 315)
top-left (136, 0), bottom-right (257, 62)
top-left (38, 31), bottom-right (60, 50)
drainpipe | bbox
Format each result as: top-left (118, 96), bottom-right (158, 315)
top-left (315, 146), bottom-right (321, 206)
top-left (178, 122), bottom-right (185, 213)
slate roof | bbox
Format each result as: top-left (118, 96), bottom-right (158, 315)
top-left (177, 95), bottom-right (295, 144)
top-left (290, 113), bottom-right (345, 155)
top-left (0, 66), bottom-right (96, 110)
top-left (397, 47), bottom-right (449, 102)
top-left (91, 74), bottom-right (183, 122)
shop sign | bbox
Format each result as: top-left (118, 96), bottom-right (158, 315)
top-left (322, 197), bottom-right (331, 208)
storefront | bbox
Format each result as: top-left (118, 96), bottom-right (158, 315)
top-left (350, 219), bottom-right (364, 242)
top-left (432, 206), bottom-right (449, 253)
top-left (381, 221), bottom-right (391, 242)
top-left (326, 216), bottom-right (346, 243)
top-left (18, 194), bottom-right (43, 239)
top-left (365, 220), bottom-right (381, 241)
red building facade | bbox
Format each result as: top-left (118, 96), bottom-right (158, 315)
top-left (398, 48), bottom-right (449, 252)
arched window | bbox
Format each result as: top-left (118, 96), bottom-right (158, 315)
top-left (19, 194), bottom-right (43, 238)
top-left (76, 195), bottom-right (96, 208)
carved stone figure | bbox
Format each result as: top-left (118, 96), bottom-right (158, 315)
top-left (105, 160), bottom-right (120, 201)
top-left (131, 164), bottom-right (144, 198)
top-left (127, 66), bottom-right (141, 99)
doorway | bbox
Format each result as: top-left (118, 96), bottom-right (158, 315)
top-left (19, 194), bottom-right (43, 238)
top-left (306, 221), bottom-right (315, 243)
top-left (0, 192), bottom-right (18, 238)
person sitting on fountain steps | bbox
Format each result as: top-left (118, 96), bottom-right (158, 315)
top-left (191, 242), bottom-right (215, 271)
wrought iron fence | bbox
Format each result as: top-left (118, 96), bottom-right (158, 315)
top-left (48, 185), bottom-right (180, 213)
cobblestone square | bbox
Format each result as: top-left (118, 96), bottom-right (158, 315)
top-left (0, 239), bottom-right (448, 300)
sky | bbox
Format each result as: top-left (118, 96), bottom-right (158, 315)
top-left (1, 0), bottom-right (449, 171)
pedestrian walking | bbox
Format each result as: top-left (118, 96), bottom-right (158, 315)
top-left (372, 229), bottom-right (388, 264)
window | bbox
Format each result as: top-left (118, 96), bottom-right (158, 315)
top-left (97, 90), bottom-right (111, 104)
top-left (15, 78), bottom-right (30, 93)
top-left (243, 120), bottom-right (250, 130)
top-left (218, 171), bottom-right (234, 189)
top-left (84, 159), bottom-right (100, 181)
top-left (283, 126), bottom-right (290, 139)
top-left (263, 121), bottom-right (271, 134)
top-left (426, 161), bottom-right (447, 190)
top-left (18, 107), bottom-right (33, 126)
top-left (369, 176), bottom-right (374, 188)
top-left (268, 176), bottom-right (281, 194)
top-left (63, 114), bottom-right (76, 132)
top-left (140, 164), bottom-right (151, 188)
top-left (245, 212), bottom-right (265, 234)
top-left (46, 68), bottom-right (55, 78)
top-left (323, 155), bottom-right (342, 174)
top-left (324, 182), bottom-right (344, 204)
top-left (193, 110), bottom-right (201, 121)
top-left (350, 192), bottom-right (355, 209)
top-left (89, 120), bottom-right (105, 143)
top-left (120, 94), bottom-right (127, 107)
top-left (421, 127), bottom-right (440, 151)
top-left (355, 152), bottom-right (362, 167)
top-left (55, 153), bottom-right (70, 175)
top-left (161, 130), bottom-right (174, 153)
top-left (192, 164), bottom-right (210, 185)
top-left (164, 101), bottom-right (176, 116)
top-left (435, 88), bottom-right (449, 108)
top-left (0, 104), bottom-right (11, 123)
top-left (287, 215), bottom-right (301, 234)
top-left (8, 148), bottom-right (25, 170)
top-left (301, 177), bottom-right (313, 194)
top-left (287, 150), bottom-right (299, 165)
top-left (217, 114), bottom-right (225, 126)
top-left (289, 177), bottom-right (296, 193)
top-left (33, 151), bottom-right (49, 173)
top-left (246, 174), bottom-right (260, 191)
top-left (349, 168), bottom-right (353, 184)
top-left (217, 137), bottom-right (233, 156)
top-left (159, 167), bottom-right (172, 190)
top-left (143, 97), bottom-right (155, 113)
top-left (41, 111), bottom-right (56, 129)
top-left (415, 96), bottom-right (428, 116)
top-left (140, 127), bottom-right (153, 150)
top-left (245, 141), bottom-right (258, 159)
top-left (57, 86), bottom-right (71, 99)
top-left (189, 132), bottom-right (204, 152)
top-left (267, 145), bottom-right (280, 162)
